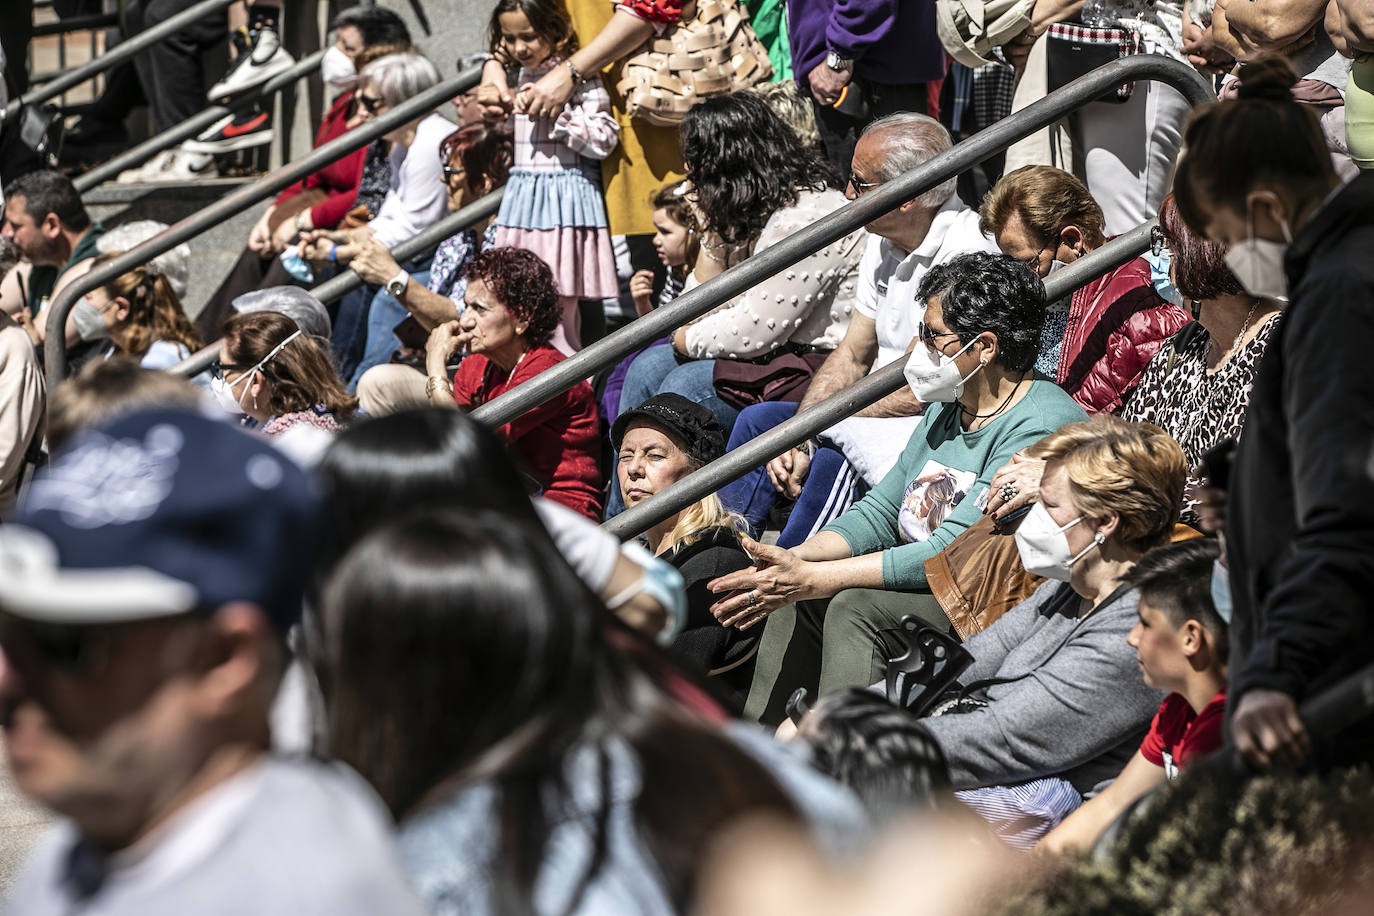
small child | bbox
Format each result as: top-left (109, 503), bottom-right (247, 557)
top-left (630, 181), bottom-right (699, 317)
top-left (1038, 539), bottom-right (1228, 854)
top-left (487, 0), bottom-right (619, 355)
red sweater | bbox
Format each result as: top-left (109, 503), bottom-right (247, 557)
top-left (273, 92), bottom-right (368, 230)
top-left (453, 345), bottom-right (603, 520)
top-left (1057, 256), bottom-right (1191, 415)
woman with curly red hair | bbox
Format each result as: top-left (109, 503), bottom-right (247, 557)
top-left (423, 247), bottom-right (602, 519)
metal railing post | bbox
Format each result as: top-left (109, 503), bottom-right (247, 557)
top-left (74, 48), bottom-right (328, 192)
top-left (6, 0), bottom-right (237, 122)
top-left (601, 224), bottom-right (1156, 540)
top-left (165, 187), bottom-right (507, 379)
top-left (45, 65), bottom-right (483, 391)
top-left (471, 56), bottom-right (1213, 432)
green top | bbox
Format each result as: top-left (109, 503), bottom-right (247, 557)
top-left (27, 223), bottom-right (104, 318)
top-left (823, 378), bottom-right (1086, 590)
top-left (1347, 55), bottom-right (1374, 170)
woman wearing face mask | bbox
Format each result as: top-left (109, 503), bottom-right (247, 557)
top-left (214, 311), bottom-right (358, 464)
top-left (1172, 57), bottom-right (1374, 773)
top-left (77, 254), bottom-right (207, 388)
top-left (709, 252), bottom-right (1086, 723)
top-left (979, 166), bottom-right (1191, 415)
top-left (988, 195), bottom-right (1284, 529)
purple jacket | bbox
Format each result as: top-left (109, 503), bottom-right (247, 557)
top-left (787, 0), bottom-right (946, 88)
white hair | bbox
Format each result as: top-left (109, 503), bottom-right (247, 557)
top-left (360, 52), bottom-right (441, 108)
top-left (232, 286), bottom-right (332, 344)
top-left (96, 221), bottom-right (191, 299)
top-left (862, 113), bottom-right (957, 211)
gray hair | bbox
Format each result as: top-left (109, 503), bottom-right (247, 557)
top-left (360, 52), bottom-right (441, 108)
top-left (96, 220), bottom-right (191, 299)
top-left (861, 113), bottom-right (956, 211)
top-left (232, 287), bottom-right (332, 344)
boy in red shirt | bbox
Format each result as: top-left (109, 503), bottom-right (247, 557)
top-left (1038, 539), bottom-right (1228, 854)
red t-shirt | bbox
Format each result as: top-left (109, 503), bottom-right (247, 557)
top-left (452, 345), bottom-right (603, 520)
top-left (1139, 689), bottom-right (1227, 778)
top-left (272, 92), bottom-right (369, 230)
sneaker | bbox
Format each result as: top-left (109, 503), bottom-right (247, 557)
top-left (181, 108), bottom-right (273, 154)
top-left (207, 28), bottom-right (295, 102)
top-left (116, 149), bottom-right (218, 184)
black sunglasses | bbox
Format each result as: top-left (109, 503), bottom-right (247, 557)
top-left (441, 165), bottom-right (466, 186)
top-left (847, 170), bottom-right (880, 196)
top-left (209, 359), bottom-right (248, 381)
top-left (358, 93), bottom-right (385, 114)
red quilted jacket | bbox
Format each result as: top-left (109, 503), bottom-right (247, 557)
top-left (1057, 256), bottom-right (1191, 414)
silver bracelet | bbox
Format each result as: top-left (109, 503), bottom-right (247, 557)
top-left (564, 59), bottom-right (585, 84)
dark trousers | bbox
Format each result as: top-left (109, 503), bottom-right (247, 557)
top-left (0, 0), bottom-right (34, 96)
top-left (124, 0), bottom-right (224, 133)
top-left (811, 80), bottom-right (931, 176)
top-left (196, 246), bottom-right (310, 342)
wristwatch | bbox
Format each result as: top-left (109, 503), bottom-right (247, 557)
top-left (825, 50), bottom-right (854, 71)
top-left (386, 269), bottom-right (410, 298)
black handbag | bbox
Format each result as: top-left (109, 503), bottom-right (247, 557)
top-left (1045, 22), bottom-right (1142, 104)
top-left (0, 101), bottom-right (64, 183)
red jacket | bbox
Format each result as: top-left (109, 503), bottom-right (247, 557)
top-left (272, 92), bottom-right (368, 230)
top-left (453, 345), bottom-right (604, 520)
top-left (1057, 256), bottom-right (1190, 414)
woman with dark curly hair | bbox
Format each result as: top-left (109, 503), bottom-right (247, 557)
top-left (424, 247), bottom-right (602, 519)
top-left (615, 92), bottom-right (869, 439)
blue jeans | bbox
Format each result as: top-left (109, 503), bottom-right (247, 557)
top-left (331, 257), bottom-right (430, 385)
top-left (718, 401), bottom-right (856, 548)
top-left (606, 343), bottom-right (741, 519)
top-left (347, 269), bottom-right (432, 392)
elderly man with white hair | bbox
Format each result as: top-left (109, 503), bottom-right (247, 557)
top-left (717, 113), bottom-right (999, 548)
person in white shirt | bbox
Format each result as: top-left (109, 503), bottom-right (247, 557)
top-left (718, 113), bottom-right (997, 547)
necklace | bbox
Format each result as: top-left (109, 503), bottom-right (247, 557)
top-left (961, 372), bottom-right (1028, 428)
top-left (1207, 298), bottom-right (1261, 372)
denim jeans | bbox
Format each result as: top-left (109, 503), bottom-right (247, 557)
top-left (347, 269), bottom-right (432, 392)
top-left (331, 257), bottom-right (430, 386)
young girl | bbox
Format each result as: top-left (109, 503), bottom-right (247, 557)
top-left (488, 0), bottom-right (619, 355)
top-left (630, 180), bottom-right (700, 317)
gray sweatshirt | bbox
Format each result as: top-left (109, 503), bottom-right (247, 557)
top-left (922, 580), bottom-right (1165, 796)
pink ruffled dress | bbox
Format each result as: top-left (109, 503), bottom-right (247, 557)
top-left (494, 59), bottom-right (620, 300)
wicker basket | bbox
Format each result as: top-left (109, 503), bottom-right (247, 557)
top-left (616, 0), bottom-right (775, 127)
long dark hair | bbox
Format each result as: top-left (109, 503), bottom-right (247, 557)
top-left (322, 510), bottom-right (800, 912)
top-left (681, 92), bottom-right (838, 245)
top-left (316, 407), bottom-right (542, 576)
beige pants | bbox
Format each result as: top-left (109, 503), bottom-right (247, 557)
top-left (356, 363), bottom-right (429, 417)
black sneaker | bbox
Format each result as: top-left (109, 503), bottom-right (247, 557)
top-left (182, 107), bottom-right (274, 154)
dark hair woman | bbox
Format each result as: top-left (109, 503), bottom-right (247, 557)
top-left (215, 311), bottom-right (357, 463)
top-left (713, 252), bottom-right (1087, 724)
top-left (1172, 57), bottom-right (1374, 772)
top-left (615, 92), bottom-right (868, 440)
top-left (321, 510), bottom-right (860, 913)
top-left (423, 247), bottom-right (602, 520)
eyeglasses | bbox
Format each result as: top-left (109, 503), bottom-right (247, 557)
top-left (209, 359), bottom-right (248, 382)
top-left (917, 322), bottom-right (962, 347)
top-left (358, 93), bottom-right (385, 114)
top-left (1150, 226), bottom-right (1170, 258)
top-left (847, 170), bottom-right (881, 196)
top-left (441, 165), bottom-right (466, 187)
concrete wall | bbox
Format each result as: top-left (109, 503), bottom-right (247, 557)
top-left (372, 0), bottom-right (492, 72)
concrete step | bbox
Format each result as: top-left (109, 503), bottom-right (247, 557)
top-left (82, 177), bottom-right (261, 322)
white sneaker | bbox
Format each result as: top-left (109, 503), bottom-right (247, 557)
top-left (207, 28), bottom-right (295, 102)
top-left (116, 149), bottom-right (218, 184)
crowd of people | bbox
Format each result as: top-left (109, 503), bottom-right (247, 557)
top-left (0, 0), bottom-right (1372, 912)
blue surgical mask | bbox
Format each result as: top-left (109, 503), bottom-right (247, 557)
top-left (1146, 249), bottom-right (1183, 308)
top-left (279, 246), bottom-right (314, 283)
top-left (1210, 559), bottom-right (1233, 624)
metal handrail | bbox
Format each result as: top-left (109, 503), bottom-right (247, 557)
top-left (74, 48), bottom-right (328, 192)
top-left (6, 0), bottom-right (237, 122)
top-left (471, 55), bottom-right (1213, 432)
top-left (45, 64), bottom-right (484, 390)
top-left (166, 187), bottom-right (507, 378)
top-left (602, 224), bottom-right (1155, 539)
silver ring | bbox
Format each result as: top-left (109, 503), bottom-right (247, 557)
top-left (747, 590), bottom-right (759, 607)
top-left (1000, 483), bottom-right (1018, 502)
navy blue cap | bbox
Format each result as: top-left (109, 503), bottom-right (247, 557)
top-left (0, 408), bottom-right (318, 631)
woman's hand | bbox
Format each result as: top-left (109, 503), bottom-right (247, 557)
top-left (424, 319), bottom-right (467, 377)
top-left (351, 235), bottom-right (403, 287)
top-left (475, 81), bottom-right (514, 122)
top-left (515, 63), bottom-right (574, 120)
top-left (630, 269), bottom-right (656, 317)
top-left (707, 535), bottom-right (817, 631)
top-left (985, 452), bottom-right (1046, 520)
top-left (766, 447), bottom-right (811, 500)
top-left (270, 216), bottom-right (303, 255)
top-left (247, 210), bottom-right (276, 257)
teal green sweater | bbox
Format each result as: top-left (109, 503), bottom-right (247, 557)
top-left (823, 380), bottom-right (1086, 590)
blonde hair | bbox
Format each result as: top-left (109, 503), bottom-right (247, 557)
top-left (743, 81), bottom-right (821, 150)
top-left (48, 358), bottom-right (203, 452)
top-left (93, 253), bottom-right (202, 360)
top-left (978, 165), bottom-right (1106, 248)
top-left (1033, 415), bottom-right (1185, 554)
top-left (663, 492), bottom-right (748, 552)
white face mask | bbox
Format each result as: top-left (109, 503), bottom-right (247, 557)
top-left (1014, 501), bottom-right (1103, 582)
top-left (1223, 207), bottom-right (1291, 302)
top-left (904, 332), bottom-right (984, 404)
top-left (321, 45), bottom-right (357, 89)
top-left (209, 329), bottom-right (302, 416)
top-left (1047, 259), bottom-right (1069, 277)
top-left (71, 298), bottom-right (111, 342)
